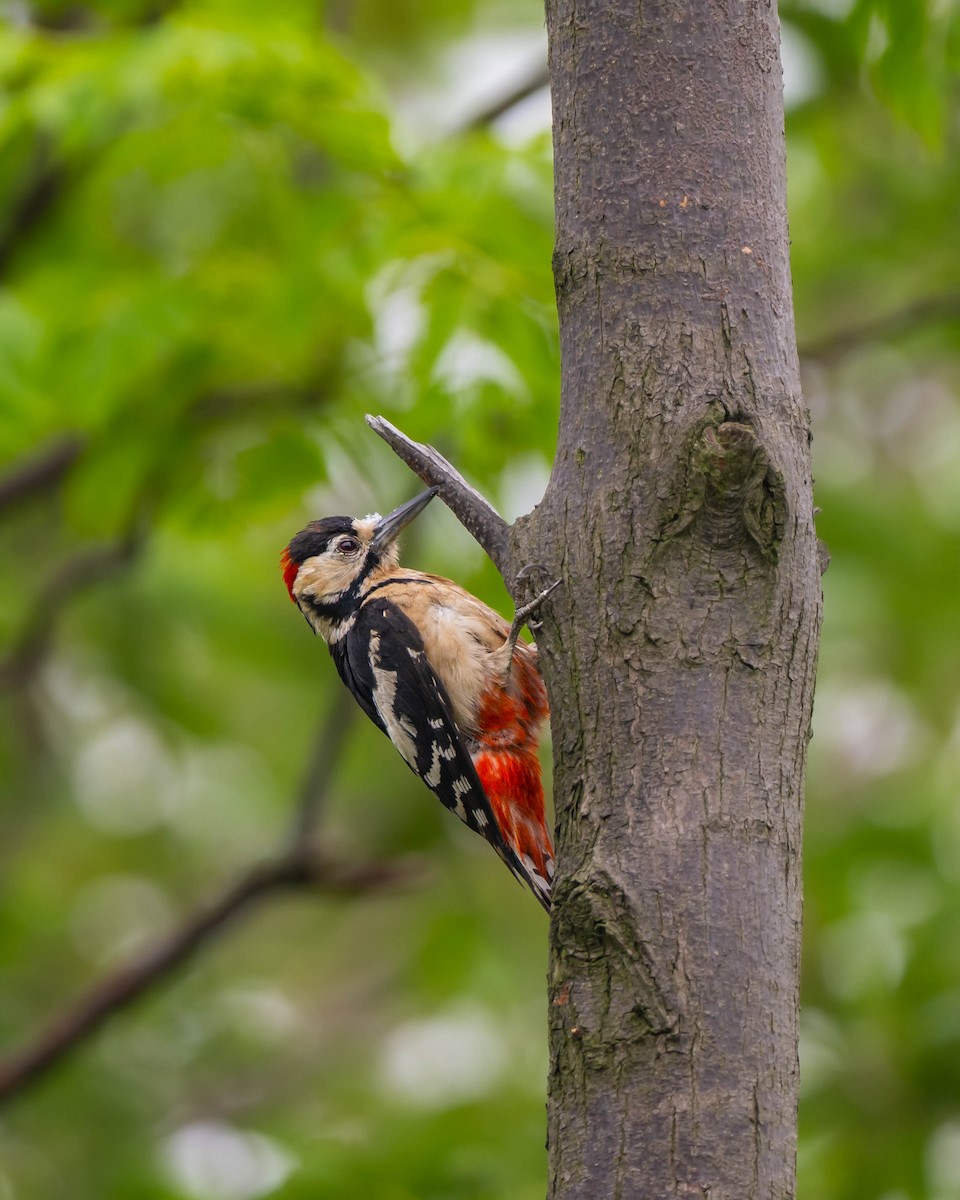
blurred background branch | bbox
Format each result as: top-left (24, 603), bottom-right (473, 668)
top-left (0, 526), bottom-right (145, 692)
top-left (0, 704), bottom-right (418, 1106)
top-left (458, 64), bottom-right (550, 134)
top-left (799, 291), bottom-right (960, 365)
top-left (0, 436), bottom-right (85, 515)
top-left (0, 142), bottom-right (69, 281)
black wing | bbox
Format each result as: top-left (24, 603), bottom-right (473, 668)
top-left (331, 597), bottom-right (544, 904)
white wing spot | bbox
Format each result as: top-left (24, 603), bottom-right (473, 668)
top-left (369, 632), bottom-right (419, 767)
top-left (474, 809), bottom-right (488, 829)
top-left (450, 778), bottom-right (474, 823)
top-left (425, 741), bottom-right (444, 787)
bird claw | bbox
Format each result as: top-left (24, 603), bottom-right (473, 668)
top-left (504, 578), bottom-right (561, 664)
top-left (511, 579), bottom-right (561, 629)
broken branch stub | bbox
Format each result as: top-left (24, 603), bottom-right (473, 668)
top-left (365, 415), bottom-right (511, 577)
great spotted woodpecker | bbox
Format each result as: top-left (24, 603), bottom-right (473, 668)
top-left (280, 487), bottom-right (556, 910)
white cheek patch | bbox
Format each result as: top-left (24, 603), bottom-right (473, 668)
top-left (293, 558), bottom-right (343, 603)
top-left (294, 539), bottom-right (376, 609)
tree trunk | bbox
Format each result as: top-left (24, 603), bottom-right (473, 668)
top-left (514, 1), bottom-right (822, 1196)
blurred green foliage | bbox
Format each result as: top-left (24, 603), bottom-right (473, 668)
top-left (0, 1), bottom-right (958, 1197)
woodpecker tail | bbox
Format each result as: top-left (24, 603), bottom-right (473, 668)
top-left (473, 748), bottom-right (554, 911)
top-left (470, 637), bottom-right (553, 909)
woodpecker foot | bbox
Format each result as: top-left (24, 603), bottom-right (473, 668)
top-left (504, 579), bottom-right (561, 662)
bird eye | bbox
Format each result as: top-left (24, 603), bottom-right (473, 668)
top-left (336, 537), bottom-right (360, 555)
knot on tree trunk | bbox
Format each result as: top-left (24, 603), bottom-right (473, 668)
top-left (661, 417), bottom-right (787, 561)
top-left (549, 876), bottom-right (680, 1066)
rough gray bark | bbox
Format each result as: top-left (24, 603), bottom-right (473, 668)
top-left (515, 1), bottom-right (822, 1197)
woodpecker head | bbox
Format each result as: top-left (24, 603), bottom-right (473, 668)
top-left (281, 487), bottom-right (438, 635)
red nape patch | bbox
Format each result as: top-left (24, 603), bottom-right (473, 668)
top-left (279, 547), bottom-right (299, 602)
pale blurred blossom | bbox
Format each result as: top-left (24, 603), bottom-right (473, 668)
top-left (216, 985), bottom-right (304, 1044)
top-left (781, 24), bottom-right (824, 109)
top-left (927, 1121), bottom-right (960, 1199)
top-left (161, 1121), bottom-right (296, 1200)
top-left (41, 658), bottom-right (121, 726)
top-left (365, 254), bottom-right (452, 385)
top-left (70, 874), bottom-right (174, 966)
top-left (167, 744), bottom-right (276, 861)
top-left (819, 910), bottom-right (908, 999)
top-left (391, 30), bottom-right (547, 147)
top-left (849, 861), bottom-right (940, 928)
top-left (799, 1007), bottom-right (845, 1096)
top-left (812, 679), bottom-right (928, 780)
top-left (499, 452), bottom-right (551, 522)
top-left (73, 718), bottom-right (176, 834)
top-left (378, 1005), bottom-right (508, 1108)
top-left (433, 330), bottom-right (527, 399)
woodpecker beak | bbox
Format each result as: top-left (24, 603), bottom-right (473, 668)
top-left (371, 487), bottom-right (439, 552)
